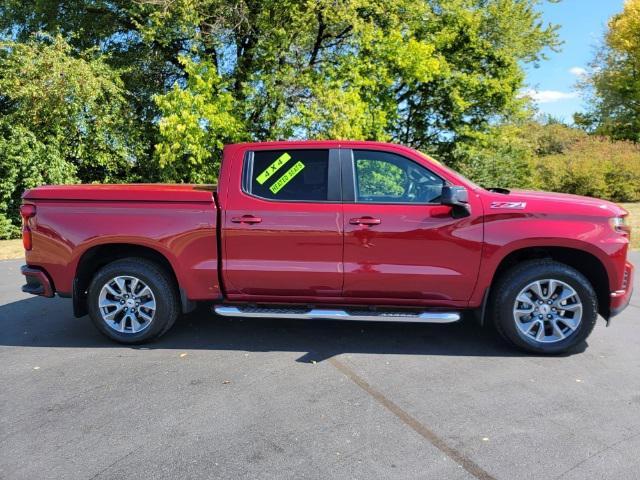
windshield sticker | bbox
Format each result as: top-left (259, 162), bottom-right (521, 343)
top-left (270, 161), bottom-right (305, 194)
top-left (256, 152), bottom-right (291, 185)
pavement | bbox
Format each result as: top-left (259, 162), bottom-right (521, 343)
top-left (1, 253), bottom-right (639, 480)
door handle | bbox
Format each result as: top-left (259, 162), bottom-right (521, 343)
top-left (349, 217), bottom-right (381, 226)
top-left (231, 215), bottom-right (262, 224)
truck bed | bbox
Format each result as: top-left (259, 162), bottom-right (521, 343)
top-left (22, 183), bottom-right (221, 306)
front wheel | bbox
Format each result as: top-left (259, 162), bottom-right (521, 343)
top-left (491, 260), bottom-right (598, 354)
top-left (87, 258), bottom-right (179, 344)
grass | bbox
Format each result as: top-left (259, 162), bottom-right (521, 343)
top-left (0, 239), bottom-right (23, 260)
top-left (620, 203), bottom-right (640, 250)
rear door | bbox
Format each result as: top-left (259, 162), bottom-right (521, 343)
top-left (341, 148), bottom-right (483, 303)
top-left (222, 148), bottom-right (344, 300)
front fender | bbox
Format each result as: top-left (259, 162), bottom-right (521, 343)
top-left (468, 213), bottom-right (625, 306)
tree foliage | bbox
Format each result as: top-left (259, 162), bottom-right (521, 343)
top-left (533, 136), bottom-right (640, 202)
top-left (143, 0), bottom-right (559, 180)
top-left (454, 123), bottom-right (537, 189)
top-left (0, 1), bottom-right (635, 237)
top-left (0, 34), bottom-right (141, 234)
top-left (0, 1), bottom-right (560, 184)
top-left (0, 35), bottom-right (141, 181)
top-left (456, 119), bottom-right (640, 202)
top-left (576, 0), bottom-right (640, 142)
top-left (0, 121), bottom-right (77, 238)
top-left (154, 57), bottom-right (244, 182)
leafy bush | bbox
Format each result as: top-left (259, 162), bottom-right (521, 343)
top-left (0, 214), bottom-right (20, 240)
top-left (0, 35), bottom-right (139, 184)
top-left (0, 121), bottom-right (77, 238)
top-left (526, 120), bottom-right (587, 156)
top-left (453, 125), bottom-right (537, 189)
top-left (533, 137), bottom-right (640, 202)
top-left (453, 122), bottom-right (640, 203)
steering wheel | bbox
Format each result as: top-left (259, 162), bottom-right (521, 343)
top-left (405, 167), bottom-right (430, 201)
top-left (404, 178), bottom-right (416, 200)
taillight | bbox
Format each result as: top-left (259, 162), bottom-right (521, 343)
top-left (20, 204), bottom-right (36, 251)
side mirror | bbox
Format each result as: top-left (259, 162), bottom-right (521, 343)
top-left (441, 185), bottom-right (470, 217)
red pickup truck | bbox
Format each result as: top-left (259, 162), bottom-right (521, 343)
top-left (19, 141), bottom-right (633, 353)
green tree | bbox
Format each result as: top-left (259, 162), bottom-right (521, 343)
top-left (454, 123), bottom-right (537, 189)
top-left (1, 1), bottom-right (560, 184)
top-left (0, 1), bottom-right (185, 181)
top-left (154, 57), bottom-right (244, 183)
top-left (453, 119), bottom-right (592, 191)
top-left (533, 136), bottom-right (640, 202)
top-left (0, 35), bottom-right (141, 182)
top-left (146, 0), bottom-right (560, 181)
top-left (0, 121), bottom-right (76, 238)
top-left (0, 35), bottom-right (142, 236)
top-left (576, 0), bottom-right (640, 142)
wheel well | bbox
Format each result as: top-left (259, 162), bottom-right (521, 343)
top-left (492, 247), bottom-right (611, 318)
top-left (73, 244), bottom-right (181, 317)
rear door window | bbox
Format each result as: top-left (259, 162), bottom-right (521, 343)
top-left (245, 150), bottom-right (330, 201)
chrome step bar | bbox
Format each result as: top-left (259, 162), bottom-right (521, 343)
top-left (214, 306), bottom-right (460, 323)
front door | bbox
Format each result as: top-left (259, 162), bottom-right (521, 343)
top-left (341, 148), bottom-right (483, 303)
top-left (222, 148), bottom-right (344, 300)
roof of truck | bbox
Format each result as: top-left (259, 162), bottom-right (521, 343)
top-left (225, 140), bottom-right (416, 149)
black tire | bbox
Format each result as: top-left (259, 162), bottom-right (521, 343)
top-left (87, 258), bottom-right (179, 344)
top-left (490, 260), bottom-right (598, 354)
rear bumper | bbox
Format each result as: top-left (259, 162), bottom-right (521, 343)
top-left (21, 265), bottom-right (54, 298)
top-left (609, 261), bottom-right (634, 318)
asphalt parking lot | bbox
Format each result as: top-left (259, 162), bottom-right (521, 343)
top-left (1, 254), bottom-right (639, 480)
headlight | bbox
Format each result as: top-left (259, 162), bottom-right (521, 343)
top-left (610, 216), bottom-right (631, 235)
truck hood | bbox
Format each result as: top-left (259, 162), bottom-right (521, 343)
top-left (482, 189), bottom-right (627, 217)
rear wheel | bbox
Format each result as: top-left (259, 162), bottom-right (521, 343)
top-left (491, 260), bottom-right (598, 354)
top-left (87, 258), bottom-right (179, 344)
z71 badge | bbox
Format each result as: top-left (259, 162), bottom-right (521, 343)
top-left (490, 201), bottom-right (527, 209)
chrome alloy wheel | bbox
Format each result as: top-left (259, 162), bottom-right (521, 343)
top-left (98, 276), bottom-right (156, 334)
top-left (513, 279), bottom-right (583, 344)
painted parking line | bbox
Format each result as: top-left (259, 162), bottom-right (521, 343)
top-left (328, 356), bottom-right (496, 480)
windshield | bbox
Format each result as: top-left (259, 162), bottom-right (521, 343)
top-left (415, 151), bottom-right (483, 191)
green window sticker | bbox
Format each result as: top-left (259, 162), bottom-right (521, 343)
top-left (269, 161), bottom-right (305, 194)
top-left (256, 152), bottom-right (291, 185)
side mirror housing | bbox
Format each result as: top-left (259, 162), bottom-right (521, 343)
top-left (441, 185), bottom-right (470, 218)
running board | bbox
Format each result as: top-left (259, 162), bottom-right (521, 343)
top-left (214, 306), bottom-right (460, 323)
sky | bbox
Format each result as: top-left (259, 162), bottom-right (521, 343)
top-left (524, 0), bottom-right (625, 122)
